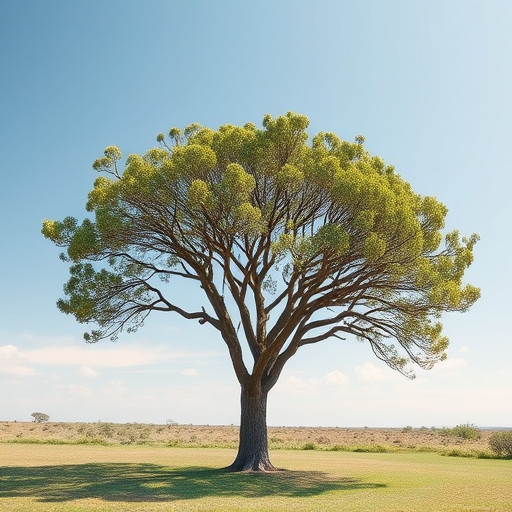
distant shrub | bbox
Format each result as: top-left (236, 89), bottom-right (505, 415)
top-left (98, 422), bottom-right (114, 438)
top-left (402, 426), bottom-right (413, 432)
top-left (444, 448), bottom-right (475, 458)
top-left (353, 444), bottom-right (393, 453)
top-left (451, 423), bottom-right (481, 440)
top-left (439, 423), bottom-right (481, 440)
top-left (76, 437), bottom-right (109, 446)
top-left (444, 447), bottom-right (494, 459)
top-left (489, 432), bottom-right (512, 458)
top-left (302, 442), bottom-right (317, 450)
top-left (330, 444), bottom-right (349, 452)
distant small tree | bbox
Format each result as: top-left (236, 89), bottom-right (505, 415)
top-left (31, 412), bottom-right (50, 423)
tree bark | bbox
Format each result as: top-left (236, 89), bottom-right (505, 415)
top-left (226, 383), bottom-right (277, 472)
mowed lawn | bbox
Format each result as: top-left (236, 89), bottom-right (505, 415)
top-left (1, 444), bottom-right (511, 511)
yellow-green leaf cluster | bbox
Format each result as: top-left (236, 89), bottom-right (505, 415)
top-left (220, 163), bottom-right (256, 200)
top-left (236, 202), bottom-right (263, 233)
top-left (363, 232), bottom-right (387, 261)
top-left (313, 224), bottom-right (350, 255)
top-left (188, 179), bottom-right (212, 210)
top-left (172, 144), bottom-right (217, 179)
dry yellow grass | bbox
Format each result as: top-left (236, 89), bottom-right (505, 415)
top-left (0, 421), bottom-right (496, 455)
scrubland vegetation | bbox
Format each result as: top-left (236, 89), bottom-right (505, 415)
top-left (1, 421), bottom-right (509, 458)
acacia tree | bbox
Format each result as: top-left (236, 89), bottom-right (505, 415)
top-left (42, 113), bottom-right (479, 471)
top-left (31, 412), bottom-right (50, 423)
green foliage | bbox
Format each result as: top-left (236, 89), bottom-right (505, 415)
top-left (312, 224), bottom-right (349, 255)
top-left (451, 423), bottom-right (481, 440)
top-left (31, 412), bottom-right (49, 423)
top-left (42, 112), bottom-right (479, 381)
top-left (352, 444), bottom-right (394, 453)
top-left (443, 448), bottom-right (481, 458)
top-left (188, 179), bottom-right (212, 210)
top-left (489, 431), bottom-right (512, 458)
top-left (438, 423), bottom-right (481, 440)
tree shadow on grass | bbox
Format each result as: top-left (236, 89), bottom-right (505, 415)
top-left (0, 463), bottom-right (386, 503)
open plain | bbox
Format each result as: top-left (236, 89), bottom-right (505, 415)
top-left (1, 422), bottom-right (511, 511)
top-left (1, 443), bottom-right (512, 512)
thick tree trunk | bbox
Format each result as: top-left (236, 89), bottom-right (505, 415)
top-left (226, 383), bottom-right (277, 472)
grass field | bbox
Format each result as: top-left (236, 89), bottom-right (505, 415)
top-left (1, 443), bottom-right (511, 512)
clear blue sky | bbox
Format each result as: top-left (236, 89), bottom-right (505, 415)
top-left (1, 0), bottom-right (511, 427)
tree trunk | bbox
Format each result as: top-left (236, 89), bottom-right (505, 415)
top-left (226, 383), bottom-right (277, 472)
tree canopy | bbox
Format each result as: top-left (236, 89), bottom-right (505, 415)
top-left (31, 412), bottom-right (50, 423)
top-left (42, 112), bottom-right (479, 470)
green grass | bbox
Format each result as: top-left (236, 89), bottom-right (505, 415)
top-left (1, 443), bottom-right (511, 511)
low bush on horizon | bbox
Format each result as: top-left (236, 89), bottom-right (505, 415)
top-left (437, 422), bottom-right (481, 440)
top-left (489, 431), bottom-right (512, 458)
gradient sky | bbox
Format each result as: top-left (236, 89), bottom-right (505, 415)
top-left (1, 0), bottom-right (511, 427)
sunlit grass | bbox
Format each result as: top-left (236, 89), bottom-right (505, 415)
top-left (1, 443), bottom-right (511, 511)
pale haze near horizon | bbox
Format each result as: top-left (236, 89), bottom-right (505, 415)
top-left (1, 0), bottom-right (511, 428)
